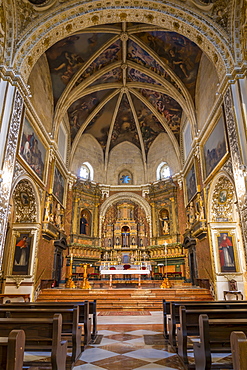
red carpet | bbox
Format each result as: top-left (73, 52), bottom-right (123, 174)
top-left (98, 311), bottom-right (151, 316)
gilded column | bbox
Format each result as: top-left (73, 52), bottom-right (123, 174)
top-left (170, 197), bottom-right (176, 236)
top-left (150, 202), bottom-right (157, 240)
top-left (93, 202), bottom-right (100, 238)
top-left (72, 197), bottom-right (79, 235)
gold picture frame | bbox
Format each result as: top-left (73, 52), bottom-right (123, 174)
top-left (202, 112), bottom-right (228, 181)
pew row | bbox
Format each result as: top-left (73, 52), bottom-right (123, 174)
top-left (0, 307), bottom-right (82, 366)
top-left (0, 314), bottom-right (67, 370)
top-left (193, 314), bottom-right (247, 370)
top-left (3, 300), bottom-right (97, 344)
top-left (177, 306), bottom-right (247, 368)
top-left (167, 301), bottom-right (247, 347)
top-left (230, 331), bottom-right (247, 370)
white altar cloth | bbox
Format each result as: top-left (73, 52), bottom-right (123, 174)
top-left (100, 269), bottom-right (150, 275)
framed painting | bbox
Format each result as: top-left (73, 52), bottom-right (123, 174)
top-left (53, 166), bottom-right (65, 204)
top-left (216, 231), bottom-right (237, 273)
top-left (19, 117), bottom-right (46, 180)
top-left (12, 232), bottom-right (33, 276)
top-left (203, 115), bottom-right (227, 179)
top-left (183, 120), bottom-right (192, 160)
top-left (185, 163), bottom-right (197, 203)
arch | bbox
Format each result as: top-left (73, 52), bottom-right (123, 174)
top-left (11, 172), bottom-right (41, 223)
top-left (100, 192), bottom-right (152, 239)
top-left (13, 1), bottom-right (233, 84)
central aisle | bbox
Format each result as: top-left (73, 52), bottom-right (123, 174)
top-left (73, 312), bottom-right (184, 370)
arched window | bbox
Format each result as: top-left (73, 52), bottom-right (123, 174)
top-left (156, 162), bottom-right (171, 180)
top-left (79, 162), bottom-right (94, 181)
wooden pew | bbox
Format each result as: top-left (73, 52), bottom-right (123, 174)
top-left (193, 314), bottom-right (247, 370)
top-left (0, 329), bottom-right (25, 370)
top-left (168, 301), bottom-right (247, 347)
top-left (0, 307), bottom-right (82, 366)
top-left (3, 300), bottom-right (94, 345)
top-left (0, 314), bottom-right (67, 370)
top-left (163, 300), bottom-right (170, 338)
top-left (230, 331), bottom-right (247, 370)
top-left (177, 307), bottom-right (247, 368)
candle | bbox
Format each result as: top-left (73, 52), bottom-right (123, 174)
top-left (70, 253), bottom-right (73, 263)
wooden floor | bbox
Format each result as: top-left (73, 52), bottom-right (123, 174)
top-left (37, 285), bottom-right (213, 311)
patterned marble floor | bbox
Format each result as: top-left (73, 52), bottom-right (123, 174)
top-left (73, 312), bottom-right (185, 370)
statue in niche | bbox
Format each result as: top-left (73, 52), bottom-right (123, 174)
top-left (159, 210), bottom-right (169, 235)
top-left (131, 237), bottom-right (135, 245)
top-left (80, 213), bottom-right (88, 234)
top-left (186, 202), bottom-right (195, 228)
top-left (116, 237), bottom-right (120, 246)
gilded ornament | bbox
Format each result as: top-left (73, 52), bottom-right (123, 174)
top-left (211, 176), bottom-right (234, 222)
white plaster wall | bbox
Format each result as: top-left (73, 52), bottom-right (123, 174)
top-left (107, 142), bottom-right (145, 185)
top-left (147, 133), bottom-right (180, 182)
top-left (28, 54), bottom-right (54, 133)
top-left (195, 53), bottom-right (219, 131)
top-left (71, 133), bottom-right (105, 183)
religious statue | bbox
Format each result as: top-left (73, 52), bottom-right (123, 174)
top-left (80, 214), bottom-right (88, 234)
top-left (159, 210), bottom-right (169, 235)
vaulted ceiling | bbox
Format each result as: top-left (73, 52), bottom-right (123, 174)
top-left (45, 22), bottom-right (203, 162)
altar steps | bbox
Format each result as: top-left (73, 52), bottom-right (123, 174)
top-left (37, 287), bottom-right (213, 311)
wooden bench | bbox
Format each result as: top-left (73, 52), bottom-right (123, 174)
top-left (230, 331), bottom-right (247, 370)
top-left (193, 314), bottom-right (247, 370)
top-left (3, 300), bottom-right (96, 345)
top-left (168, 301), bottom-right (247, 347)
top-left (177, 307), bottom-right (247, 368)
top-left (0, 329), bottom-right (25, 370)
top-left (0, 314), bottom-right (67, 370)
top-left (0, 307), bottom-right (82, 366)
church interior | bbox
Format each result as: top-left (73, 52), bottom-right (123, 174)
top-left (0, 0), bottom-right (247, 368)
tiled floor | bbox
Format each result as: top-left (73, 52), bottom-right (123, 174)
top-left (73, 312), bottom-right (185, 370)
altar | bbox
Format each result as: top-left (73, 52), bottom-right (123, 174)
top-left (100, 269), bottom-right (150, 289)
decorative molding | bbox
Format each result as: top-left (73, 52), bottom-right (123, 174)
top-left (11, 276), bottom-right (25, 289)
top-left (13, 179), bottom-right (37, 223)
top-left (12, 0), bottom-right (233, 84)
top-left (211, 176), bottom-right (234, 222)
top-left (224, 88), bottom-right (247, 250)
top-left (0, 90), bottom-right (24, 271)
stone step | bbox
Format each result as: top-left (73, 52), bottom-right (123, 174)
top-left (37, 286), bottom-right (213, 310)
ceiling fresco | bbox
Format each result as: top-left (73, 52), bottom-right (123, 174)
top-left (139, 89), bottom-right (182, 139)
top-left (90, 68), bottom-right (122, 86)
top-left (131, 94), bottom-right (165, 153)
top-left (84, 96), bottom-right (119, 151)
top-left (67, 89), bottom-right (113, 142)
top-left (75, 40), bottom-right (122, 87)
top-left (42, 22), bottom-right (204, 161)
top-left (46, 33), bottom-right (114, 102)
top-left (136, 31), bottom-right (202, 99)
top-left (110, 94), bottom-right (140, 151)
top-left (127, 68), bottom-right (162, 86)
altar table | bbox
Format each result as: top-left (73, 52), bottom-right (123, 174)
top-left (100, 269), bottom-right (150, 289)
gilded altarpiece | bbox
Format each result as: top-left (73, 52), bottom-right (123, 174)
top-left (70, 180), bottom-right (102, 262)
